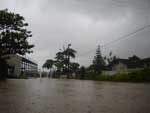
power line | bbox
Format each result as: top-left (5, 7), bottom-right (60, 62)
top-left (101, 25), bottom-right (150, 48)
top-left (77, 25), bottom-right (150, 57)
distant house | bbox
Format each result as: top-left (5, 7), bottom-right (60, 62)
top-left (103, 56), bottom-right (150, 75)
top-left (103, 59), bottom-right (129, 75)
top-left (113, 57), bottom-right (150, 71)
top-left (112, 59), bottom-right (128, 73)
top-left (6, 54), bottom-right (38, 78)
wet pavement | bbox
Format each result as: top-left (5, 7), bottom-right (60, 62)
top-left (0, 78), bottom-right (150, 113)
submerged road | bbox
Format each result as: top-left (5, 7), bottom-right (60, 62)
top-left (0, 78), bottom-right (150, 113)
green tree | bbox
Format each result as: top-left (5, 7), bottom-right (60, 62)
top-left (70, 62), bottom-right (80, 73)
top-left (0, 56), bottom-right (8, 79)
top-left (79, 66), bottom-right (86, 79)
top-left (55, 44), bottom-right (77, 76)
top-left (55, 52), bottom-right (64, 62)
top-left (92, 45), bottom-right (105, 74)
top-left (106, 51), bottom-right (117, 65)
top-left (54, 51), bottom-right (65, 76)
top-left (42, 59), bottom-right (54, 77)
top-left (128, 55), bottom-right (141, 68)
top-left (43, 44), bottom-right (77, 78)
top-left (62, 44), bottom-right (77, 78)
top-left (0, 9), bottom-right (34, 79)
top-left (63, 44), bottom-right (77, 72)
top-left (0, 9), bottom-right (34, 56)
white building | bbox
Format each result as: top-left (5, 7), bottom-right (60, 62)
top-left (6, 54), bottom-right (38, 77)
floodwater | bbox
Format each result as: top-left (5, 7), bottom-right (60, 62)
top-left (0, 78), bottom-right (150, 113)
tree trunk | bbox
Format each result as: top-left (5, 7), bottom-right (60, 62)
top-left (49, 68), bottom-right (51, 78)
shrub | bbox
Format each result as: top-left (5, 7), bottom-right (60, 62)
top-left (93, 68), bottom-right (150, 82)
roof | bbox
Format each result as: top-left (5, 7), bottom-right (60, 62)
top-left (22, 57), bottom-right (38, 66)
top-left (7, 54), bottom-right (38, 66)
top-left (117, 59), bottom-right (129, 65)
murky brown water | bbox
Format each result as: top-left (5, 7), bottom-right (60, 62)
top-left (0, 78), bottom-right (150, 113)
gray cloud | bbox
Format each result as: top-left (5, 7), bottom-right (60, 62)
top-left (0, 0), bottom-right (149, 67)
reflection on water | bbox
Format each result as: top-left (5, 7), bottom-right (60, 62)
top-left (0, 78), bottom-right (150, 113)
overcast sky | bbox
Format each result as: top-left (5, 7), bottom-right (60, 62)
top-left (0, 0), bottom-right (150, 68)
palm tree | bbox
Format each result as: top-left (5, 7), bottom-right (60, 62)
top-left (53, 60), bottom-right (64, 78)
top-left (55, 52), bottom-right (64, 62)
top-left (63, 44), bottom-right (77, 71)
top-left (42, 59), bottom-right (54, 78)
top-left (55, 51), bottom-right (65, 73)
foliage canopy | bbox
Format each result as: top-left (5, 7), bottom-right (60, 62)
top-left (0, 9), bottom-right (34, 57)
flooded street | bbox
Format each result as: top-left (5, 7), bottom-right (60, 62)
top-left (0, 78), bottom-right (150, 113)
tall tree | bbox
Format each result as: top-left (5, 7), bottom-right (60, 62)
top-left (128, 55), bottom-right (141, 68)
top-left (42, 59), bottom-right (54, 77)
top-left (0, 9), bottom-right (34, 78)
top-left (63, 44), bottom-right (77, 71)
top-left (92, 45), bottom-right (105, 74)
top-left (55, 52), bottom-right (64, 62)
top-left (79, 66), bottom-right (86, 79)
top-left (0, 9), bottom-right (34, 56)
top-left (55, 51), bottom-right (65, 75)
top-left (70, 62), bottom-right (80, 73)
top-left (43, 44), bottom-right (77, 78)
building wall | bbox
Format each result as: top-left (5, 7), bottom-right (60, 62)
top-left (112, 63), bottom-right (128, 72)
top-left (6, 54), bottom-right (22, 77)
top-left (21, 60), bottom-right (38, 76)
top-left (6, 54), bottom-right (38, 77)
